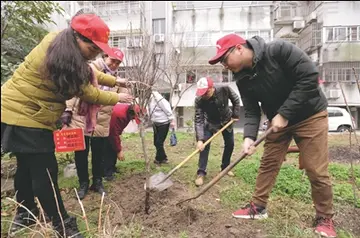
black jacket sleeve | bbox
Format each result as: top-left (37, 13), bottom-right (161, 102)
top-left (227, 86), bottom-right (241, 119)
top-left (236, 81), bottom-right (261, 141)
top-left (272, 40), bottom-right (319, 121)
top-left (194, 98), bottom-right (205, 141)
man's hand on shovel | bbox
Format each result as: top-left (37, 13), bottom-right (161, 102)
top-left (197, 141), bottom-right (205, 152)
top-left (243, 138), bottom-right (256, 155)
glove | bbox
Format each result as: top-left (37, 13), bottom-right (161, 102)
top-left (60, 111), bottom-right (72, 126)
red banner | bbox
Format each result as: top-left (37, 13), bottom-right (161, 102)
top-left (53, 128), bottom-right (86, 153)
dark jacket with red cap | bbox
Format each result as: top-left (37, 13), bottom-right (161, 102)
top-left (235, 36), bottom-right (327, 140)
top-left (108, 103), bottom-right (133, 153)
top-left (195, 86), bottom-right (241, 141)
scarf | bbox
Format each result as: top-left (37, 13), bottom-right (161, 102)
top-left (77, 65), bottom-right (101, 134)
top-left (99, 58), bottom-right (117, 92)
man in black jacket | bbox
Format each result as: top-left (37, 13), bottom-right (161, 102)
top-left (208, 34), bottom-right (336, 238)
top-left (194, 77), bottom-right (240, 186)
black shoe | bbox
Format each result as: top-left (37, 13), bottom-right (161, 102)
top-left (154, 159), bottom-right (169, 165)
top-left (113, 167), bottom-right (120, 174)
top-left (90, 179), bottom-right (106, 195)
top-left (104, 174), bottom-right (114, 181)
top-left (77, 182), bottom-right (89, 200)
top-left (54, 216), bottom-right (84, 238)
top-left (9, 208), bottom-right (39, 234)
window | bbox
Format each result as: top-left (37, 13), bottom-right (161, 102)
top-left (153, 18), bottom-right (165, 35)
top-left (325, 26), bottom-right (360, 42)
top-left (110, 36), bottom-right (126, 48)
top-left (153, 53), bottom-right (165, 70)
top-left (127, 36), bottom-right (142, 48)
top-left (334, 111), bottom-right (343, 117)
top-left (186, 70), bottom-right (196, 83)
top-left (118, 67), bottom-right (126, 78)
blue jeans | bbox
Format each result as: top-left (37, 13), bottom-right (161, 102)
top-left (197, 127), bottom-right (234, 176)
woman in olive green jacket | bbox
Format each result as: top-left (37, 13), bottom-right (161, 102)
top-left (1, 14), bottom-right (133, 238)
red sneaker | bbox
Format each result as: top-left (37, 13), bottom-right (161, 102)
top-left (232, 202), bottom-right (268, 219)
top-left (314, 217), bottom-right (337, 238)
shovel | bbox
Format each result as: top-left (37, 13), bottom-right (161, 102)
top-left (145, 119), bottom-right (236, 192)
top-left (176, 127), bottom-right (274, 205)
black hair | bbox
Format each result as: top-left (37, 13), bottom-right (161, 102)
top-left (43, 28), bottom-right (92, 97)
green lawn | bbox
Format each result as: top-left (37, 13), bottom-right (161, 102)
top-left (1, 131), bottom-right (359, 238)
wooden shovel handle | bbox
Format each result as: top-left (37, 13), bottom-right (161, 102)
top-left (161, 119), bottom-right (236, 183)
top-left (177, 127), bottom-right (274, 205)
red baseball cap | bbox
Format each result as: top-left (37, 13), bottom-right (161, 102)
top-left (71, 14), bottom-right (119, 59)
top-left (196, 77), bottom-right (214, 96)
top-left (209, 34), bottom-right (246, 65)
top-left (109, 48), bottom-right (124, 61)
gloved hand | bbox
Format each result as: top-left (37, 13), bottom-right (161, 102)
top-left (60, 111), bottom-right (72, 126)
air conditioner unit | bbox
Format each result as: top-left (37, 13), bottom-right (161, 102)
top-left (327, 89), bottom-right (341, 99)
top-left (306, 11), bottom-right (317, 24)
top-left (293, 20), bottom-right (305, 32)
top-left (154, 34), bottom-right (165, 43)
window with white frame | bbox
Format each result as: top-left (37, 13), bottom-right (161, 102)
top-left (326, 27), bottom-right (347, 42)
top-left (127, 36), bottom-right (142, 48)
top-left (153, 18), bottom-right (165, 35)
top-left (110, 36), bottom-right (126, 48)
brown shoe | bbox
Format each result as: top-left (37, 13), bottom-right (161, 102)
top-left (227, 171), bottom-right (235, 177)
top-left (195, 175), bottom-right (204, 186)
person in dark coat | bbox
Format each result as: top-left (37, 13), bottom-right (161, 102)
top-left (208, 33), bottom-right (336, 238)
top-left (194, 77), bottom-right (241, 186)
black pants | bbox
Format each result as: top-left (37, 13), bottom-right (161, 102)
top-left (103, 137), bottom-right (117, 177)
top-left (14, 152), bottom-right (68, 223)
top-left (75, 136), bottom-right (106, 184)
top-left (197, 127), bottom-right (234, 176)
top-left (153, 123), bottom-right (170, 162)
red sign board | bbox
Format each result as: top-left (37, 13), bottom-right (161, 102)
top-left (53, 128), bottom-right (86, 152)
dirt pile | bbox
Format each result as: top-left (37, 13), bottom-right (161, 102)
top-left (329, 146), bottom-right (360, 163)
top-left (106, 173), bottom-right (264, 238)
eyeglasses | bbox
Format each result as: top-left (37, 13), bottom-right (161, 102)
top-left (220, 47), bottom-right (235, 65)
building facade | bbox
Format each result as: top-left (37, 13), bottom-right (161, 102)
top-left (50, 1), bottom-right (360, 130)
top-left (273, 1), bottom-right (360, 129)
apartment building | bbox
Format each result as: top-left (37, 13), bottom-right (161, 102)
top-left (49, 1), bottom-right (359, 130)
top-left (156, 1), bottom-right (274, 128)
top-left (273, 1), bottom-right (360, 129)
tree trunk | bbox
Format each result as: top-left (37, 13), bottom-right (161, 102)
top-left (139, 122), bottom-right (151, 214)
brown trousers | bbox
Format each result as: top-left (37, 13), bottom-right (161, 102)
top-left (253, 110), bottom-right (334, 218)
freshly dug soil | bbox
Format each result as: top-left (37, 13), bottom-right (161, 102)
top-left (104, 173), bottom-right (265, 238)
top-left (329, 146), bottom-right (360, 163)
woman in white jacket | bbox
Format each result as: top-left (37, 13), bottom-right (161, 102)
top-left (148, 91), bottom-right (175, 164)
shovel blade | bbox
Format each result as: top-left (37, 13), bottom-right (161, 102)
top-left (144, 172), bottom-right (174, 192)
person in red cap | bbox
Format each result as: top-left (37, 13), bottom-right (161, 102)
top-left (209, 34), bottom-right (335, 237)
top-left (103, 103), bottom-right (144, 181)
top-left (194, 77), bottom-right (241, 186)
top-left (1, 13), bottom-right (134, 237)
top-left (61, 47), bottom-right (126, 200)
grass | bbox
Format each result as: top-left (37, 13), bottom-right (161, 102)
top-left (1, 131), bottom-right (360, 237)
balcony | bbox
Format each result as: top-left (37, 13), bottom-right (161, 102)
top-left (171, 1), bottom-right (273, 11)
top-left (77, 1), bottom-right (145, 18)
top-left (273, 4), bottom-right (303, 25)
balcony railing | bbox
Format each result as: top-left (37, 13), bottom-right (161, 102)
top-left (273, 4), bottom-right (303, 23)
